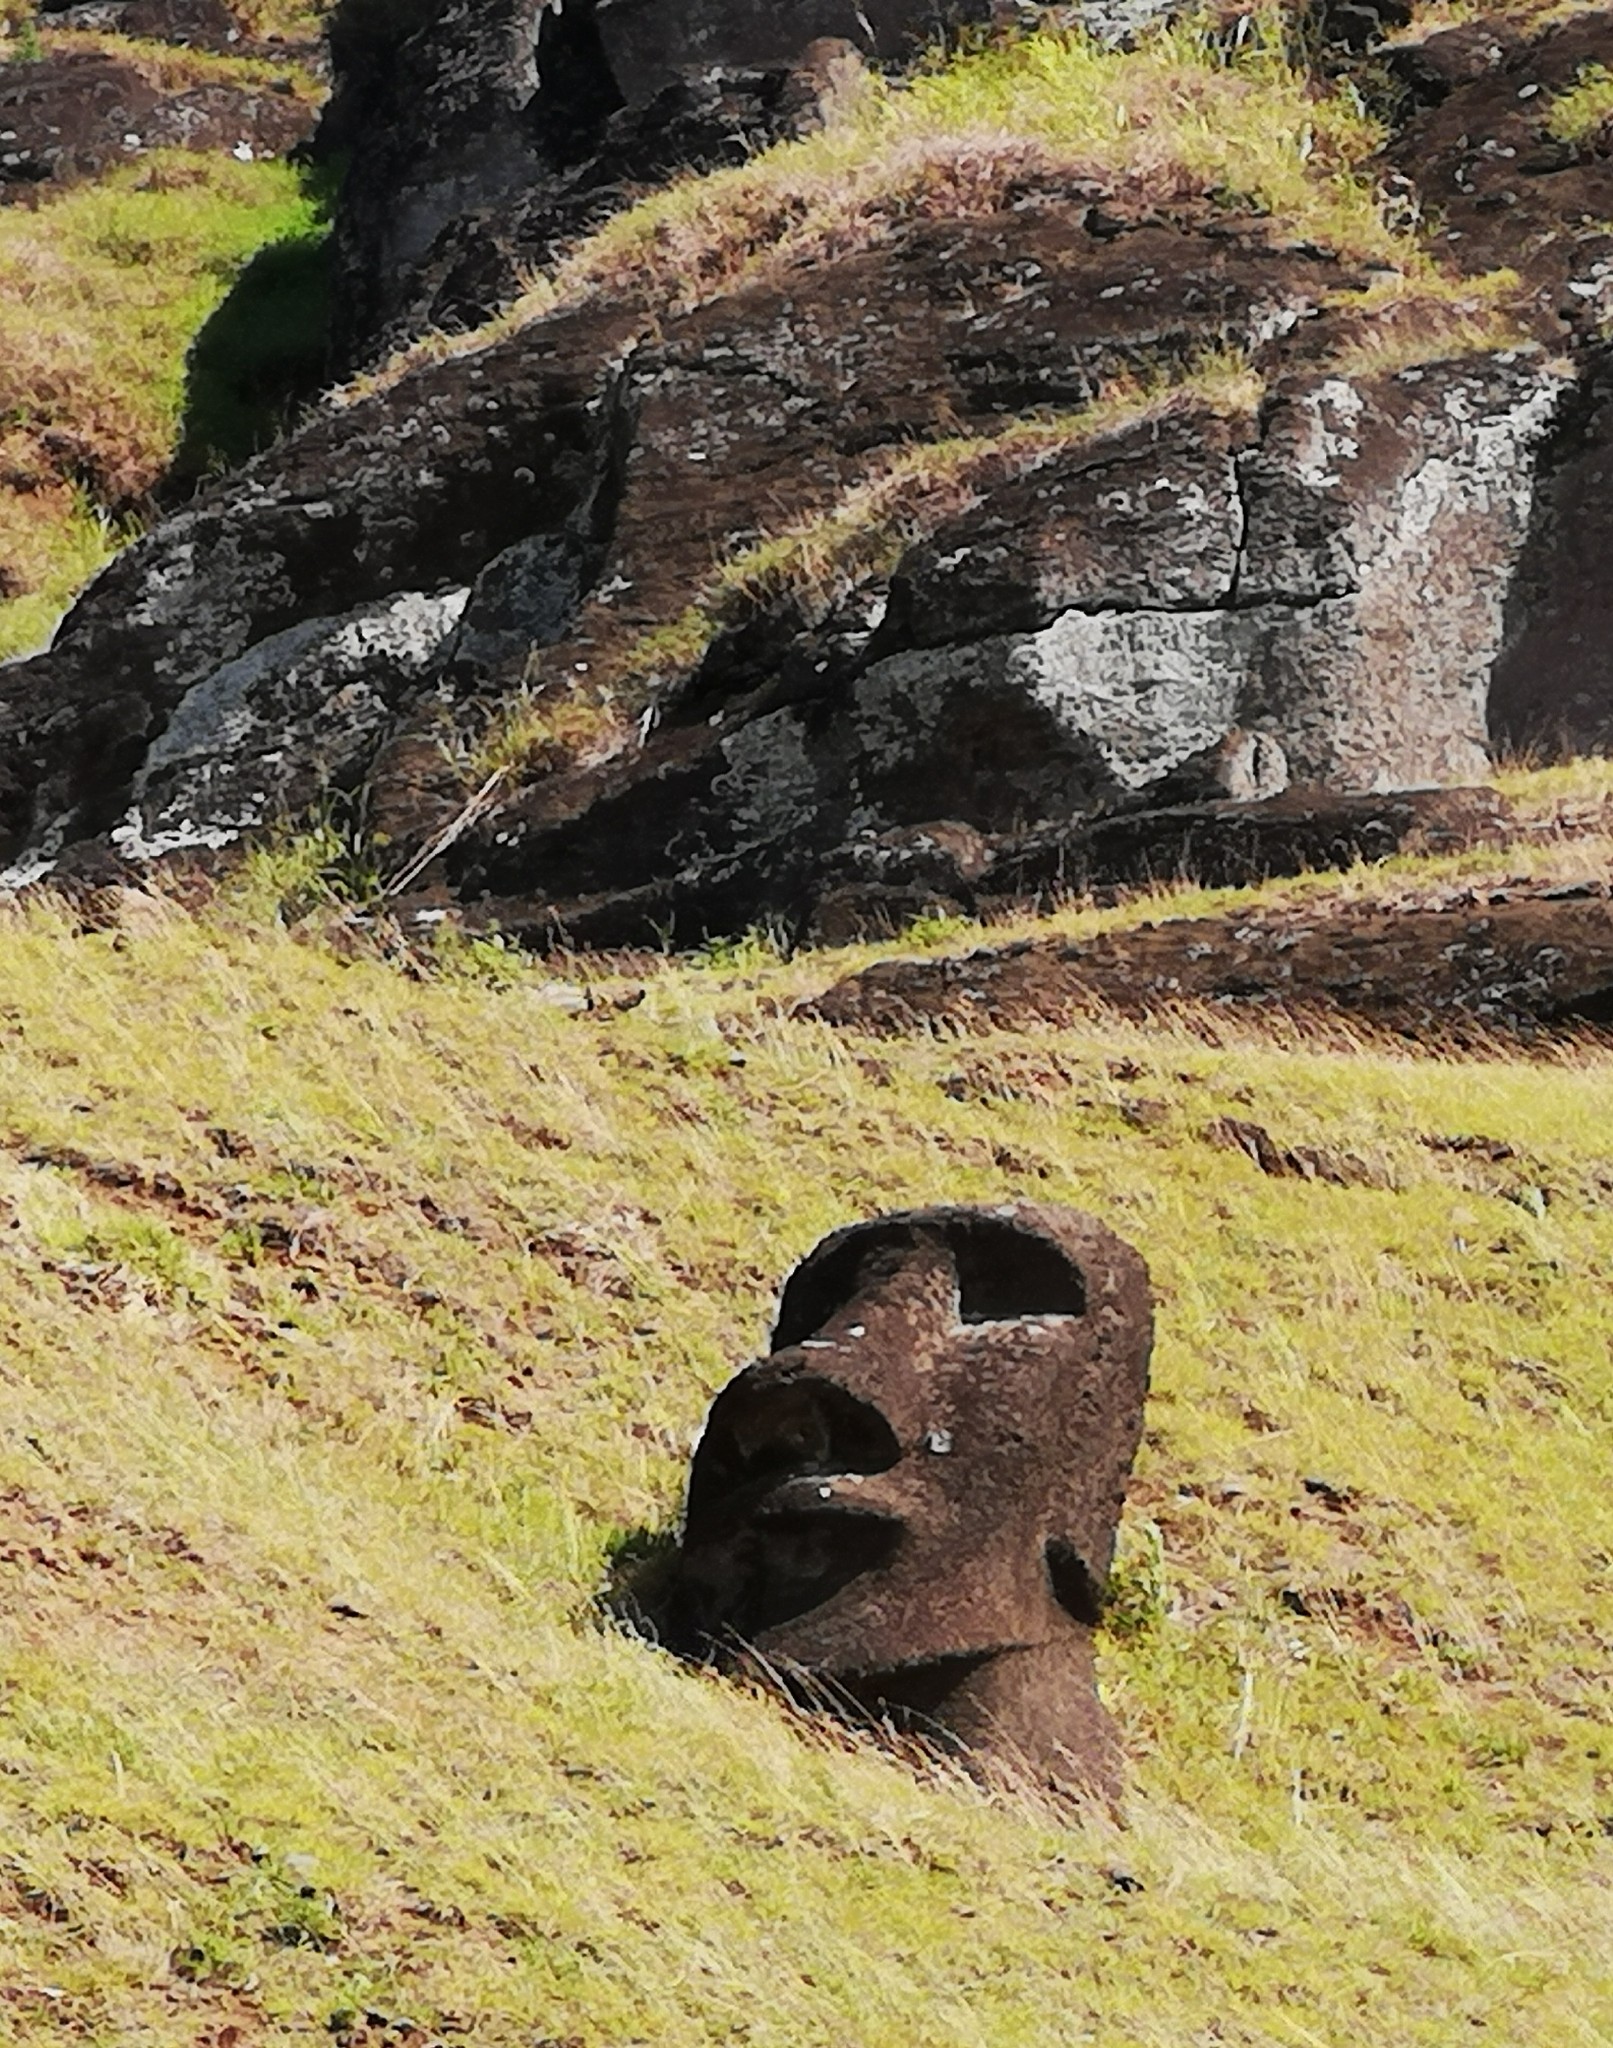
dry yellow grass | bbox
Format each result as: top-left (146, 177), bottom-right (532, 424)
top-left (0, 794), bottom-right (1610, 2042)
top-left (34, 25), bottom-right (325, 95)
top-left (344, 12), bottom-right (1433, 410)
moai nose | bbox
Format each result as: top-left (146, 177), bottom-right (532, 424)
top-left (684, 1372), bottom-right (901, 1542)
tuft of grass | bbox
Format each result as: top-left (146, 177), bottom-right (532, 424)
top-left (1316, 265), bottom-right (1532, 375)
top-left (34, 24), bottom-right (325, 96)
top-left (518, 15), bottom-right (1407, 320)
top-left (0, 151), bottom-right (325, 659)
top-left (1546, 60), bottom-right (1613, 146)
top-left (349, 13), bottom-right (1420, 406)
top-left (0, 781), bottom-right (1610, 2040)
top-left (0, 486), bottom-right (126, 663)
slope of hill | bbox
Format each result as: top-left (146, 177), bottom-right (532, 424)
top-left (0, 3), bottom-right (328, 660)
top-left (0, 0), bottom-right (1611, 2039)
top-left (1, 774), bottom-right (1611, 2042)
top-left (3, 0), bottom-right (1610, 922)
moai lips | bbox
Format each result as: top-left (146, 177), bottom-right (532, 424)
top-left (670, 1204), bottom-right (1152, 1802)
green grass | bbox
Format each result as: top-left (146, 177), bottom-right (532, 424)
top-left (29, 26), bottom-right (325, 96)
top-left (522, 13), bottom-right (1408, 317)
top-left (1547, 61), bottom-right (1613, 147)
top-left (0, 152), bottom-right (325, 661)
top-left (0, 794), bottom-right (1611, 2042)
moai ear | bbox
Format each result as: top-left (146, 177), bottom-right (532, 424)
top-left (1044, 1536), bottom-right (1105, 1626)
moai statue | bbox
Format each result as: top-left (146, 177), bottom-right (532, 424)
top-left (667, 1204), bottom-right (1153, 1803)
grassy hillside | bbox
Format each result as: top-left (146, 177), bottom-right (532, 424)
top-left (1, 8), bottom-right (1611, 2038)
top-left (0, 22), bottom-right (328, 663)
top-left (1, 775), bottom-right (1611, 2043)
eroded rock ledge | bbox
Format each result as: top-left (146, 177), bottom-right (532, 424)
top-left (0, 0), bottom-right (1610, 941)
top-left (801, 877), bottom-right (1613, 1043)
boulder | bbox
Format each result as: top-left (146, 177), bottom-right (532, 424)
top-left (315, 0), bottom-right (992, 372)
top-left (0, 297), bottom-right (637, 866)
top-left (0, 51), bottom-right (312, 198)
top-left (440, 350), bottom-right (1559, 946)
top-left (108, 589), bottom-right (468, 865)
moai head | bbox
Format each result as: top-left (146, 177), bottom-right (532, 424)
top-left (668, 1204), bottom-right (1152, 1801)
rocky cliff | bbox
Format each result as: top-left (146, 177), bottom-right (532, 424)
top-left (1, 0), bottom-right (1610, 941)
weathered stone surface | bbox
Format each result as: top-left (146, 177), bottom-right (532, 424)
top-left (39, 0), bottom-right (255, 50)
top-left (108, 589), bottom-right (468, 865)
top-left (663, 1203), bottom-right (1153, 1802)
top-left (803, 876), bottom-right (1613, 1041)
top-left (0, 51), bottom-right (312, 198)
top-left (804, 786), bottom-right (1518, 940)
top-left (1382, 10), bottom-right (1613, 344)
top-left (0, 300), bottom-right (637, 865)
top-left (1489, 354), bottom-right (1613, 759)
top-left (440, 351), bottom-right (1559, 945)
top-left (316, 0), bottom-right (988, 372)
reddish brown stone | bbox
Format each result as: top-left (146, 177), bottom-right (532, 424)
top-left (802, 877), bottom-right (1613, 1043)
top-left (668, 1204), bottom-right (1153, 1803)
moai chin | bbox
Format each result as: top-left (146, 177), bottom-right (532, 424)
top-left (668, 1203), bottom-right (1153, 1803)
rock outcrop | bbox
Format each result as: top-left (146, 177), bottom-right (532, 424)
top-left (0, 36), bottom-right (314, 199)
top-left (802, 877), bottom-right (1613, 1042)
top-left (1381, 9), bottom-right (1613, 762)
top-left (2, 0), bottom-right (1611, 938)
top-left (315, 0), bottom-right (991, 374)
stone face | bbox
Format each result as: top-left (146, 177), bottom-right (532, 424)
top-left (666, 1203), bottom-right (1153, 1802)
top-left (1234, 367), bottom-right (1564, 789)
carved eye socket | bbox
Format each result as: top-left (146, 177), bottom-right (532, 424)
top-left (773, 1213), bottom-right (1086, 1343)
top-left (950, 1221), bottom-right (1085, 1323)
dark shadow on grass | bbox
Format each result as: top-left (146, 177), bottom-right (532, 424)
top-left (164, 219), bottom-right (333, 500)
top-left (597, 1522), bottom-right (685, 1649)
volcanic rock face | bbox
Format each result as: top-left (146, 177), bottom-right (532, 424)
top-left (317, 0), bottom-right (990, 374)
top-left (1381, 9), bottom-right (1613, 762)
top-left (2, 0), bottom-right (1612, 934)
top-left (665, 1204), bottom-right (1153, 1804)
